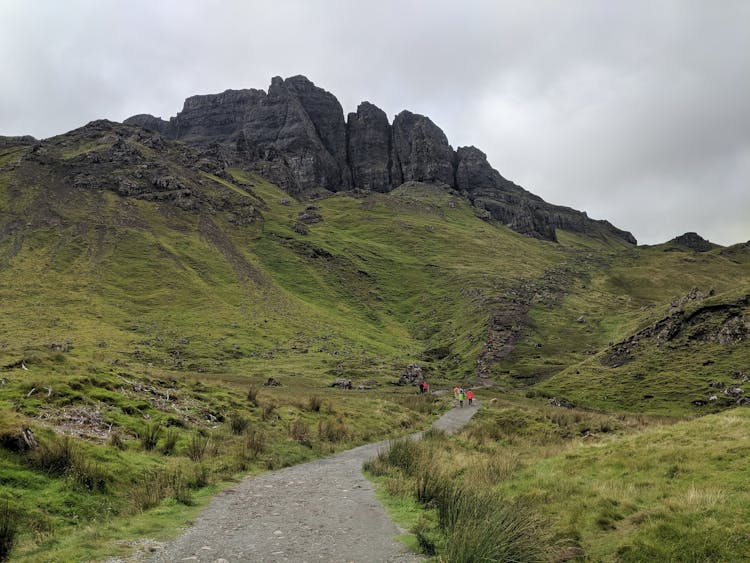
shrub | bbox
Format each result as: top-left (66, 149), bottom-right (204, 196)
top-left (229, 412), bottom-right (249, 435)
top-left (464, 456), bottom-right (519, 486)
top-left (384, 438), bottom-right (421, 474)
top-left (190, 464), bottom-right (210, 489)
top-left (422, 427), bottom-right (447, 441)
top-left (416, 466), bottom-right (451, 505)
top-left (0, 501), bottom-right (19, 562)
top-left (413, 517), bottom-right (438, 556)
top-left (28, 434), bottom-right (109, 490)
top-left (140, 422), bottom-right (161, 451)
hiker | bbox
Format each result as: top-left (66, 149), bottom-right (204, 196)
top-left (453, 385), bottom-right (459, 399)
top-left (421, 380), bottom-right (428, 394)
top-left (458, 387), bottom-right (465, 407)
top-left (466, 389), bottom-right (474, 406)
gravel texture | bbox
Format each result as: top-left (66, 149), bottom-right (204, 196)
top-left (146, 403), bottom-right (478, 562)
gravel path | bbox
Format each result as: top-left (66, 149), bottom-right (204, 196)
top-left (147, 403), bottom-right (478, 563)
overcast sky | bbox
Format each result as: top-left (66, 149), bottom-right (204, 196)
top-left (1, 0), bottom-right (748, 245)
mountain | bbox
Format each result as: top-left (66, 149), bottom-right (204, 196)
top-left (1, 118), bottom-right (747, 413)
top-left (125, 75), bottom-right (636, 244)
top-left (2, 88), bottom-right (750, 562)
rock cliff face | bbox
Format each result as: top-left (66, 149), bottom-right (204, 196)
top-left (125, 75), bottom-right (636, 244)
top-left (391, 111), bottom-right (455, 187)
top-left (346, 102), bottom-right (392, 192)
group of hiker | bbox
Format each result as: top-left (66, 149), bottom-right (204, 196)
top-left (416, 380), bottom-right (475, 407)
top-left (453, 385), bottom-right (474, 407)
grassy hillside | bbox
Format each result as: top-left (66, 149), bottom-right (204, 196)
top-left (368, 397), bottom-right (750, 561)
top-left (1, 121), bottom-right (749, 560)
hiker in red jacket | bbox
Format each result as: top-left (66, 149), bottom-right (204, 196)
top-left (466, 389), bottom-right (474, 406)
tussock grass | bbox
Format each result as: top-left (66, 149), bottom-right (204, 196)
top-left (139, 422), bottom-right (161, 451)
top-left (366, 435), bottom-right (554, 561)
top-left (130, 466), bottom-right (197, 512)
top-left (228, 412), bottom-right (249, 435)
top-left (185, 433), bottom-right (210, 462)
top-left (0, 501), bottom-right (19, 562)
top-left (307, 395), bottom-right (323, 413)
top-left (246, 386), bottom-right (259, 406)
top-left (317, 419), bottom-right (349, 442)
top-left (161, 428), bottom-right (179, 455)
top-left (288, 419), bottom-right (311, 447)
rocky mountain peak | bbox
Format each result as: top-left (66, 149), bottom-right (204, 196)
top-left (668, 232), bottom-right (716, 252)
top-left (125, 75), bottom-right (637, 244)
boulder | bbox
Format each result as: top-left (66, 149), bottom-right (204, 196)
top-left (398, 363), bottom-right (425, 386)
top-left (548, 397), bottom-right (575, 409)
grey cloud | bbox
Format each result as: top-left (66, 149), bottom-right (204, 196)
top-left (1, 0), bottom-right (748, 245)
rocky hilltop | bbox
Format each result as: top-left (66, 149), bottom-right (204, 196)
top-left (126, 75), bottom-right (635, 244)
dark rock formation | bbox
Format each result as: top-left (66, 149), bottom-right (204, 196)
top-left (600, 291), bottom-right (749, 367)
top-left (398, 363), bottom-right (426, 386)
top-left (0, 135), bottom-right (36, 149)
top-left (16, 119), bottom-right (261, 220)
top-left (126, 76), bottom-right (350, 197)
top-left (125, 75), bottom-right (637, 244)
top-left (391, 110), bottom-right (454, 186)
top-left (455, 146), bottom-right (636, 243)
top-left (667, 232), bottom-right (716, 252)
top-left (347, 102), bottom-right (392, 192)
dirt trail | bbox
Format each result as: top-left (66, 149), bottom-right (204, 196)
top-left (146, 403), bottom-right (478, 562)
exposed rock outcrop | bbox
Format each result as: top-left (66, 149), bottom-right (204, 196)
top-left (346, 102), bottom-right (392, 192)
top-left (455, 146), bottom-right (636, 243)
top-left (667, 232), bottom-right (716, 252)
top-left (600, 291), bottom-right (749, 367)
top-left (0, 135), bottom-right (36, 149)
top-left (125, 75), bottom-right (637, 244)
top-left (391, 110), bottom-right (455, 186)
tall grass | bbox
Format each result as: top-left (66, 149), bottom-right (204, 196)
top-left (229, 412), bottom-right (249, 435)
top-left (130, 467), bottom-right (195, 512)
top-left (307, 395), bottom-right (323, 412)
top-left (443, 493), bottom-right (550, 563)
top-left (366, 434), bottom-right (553, 561)
top-left (140, 422), bottom-right (161, 451)
top-left (27, 434), bottom-right (108, 490)
top-left (289, 419), bottom-right (311, 447)
top-left (185, 432), bottom-right (210, 461)
top-left (0, 501), bottom-right (18, 562)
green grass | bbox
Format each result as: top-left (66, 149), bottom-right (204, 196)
top-left (2, 126), bottom-right (750, 559)
top-left (366, 395), bottom-right (750, 561)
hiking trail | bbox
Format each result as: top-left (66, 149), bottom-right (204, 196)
top-left (140, 402), bottom-right (478, 562)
